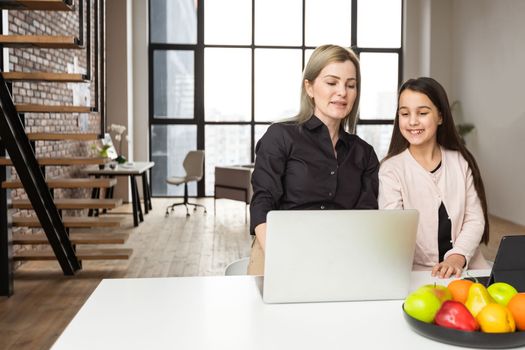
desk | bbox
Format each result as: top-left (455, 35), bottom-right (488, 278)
top-left (83, 161), bottom-right (154, 227)
top-left (52, 270), bottom-right (495, 350)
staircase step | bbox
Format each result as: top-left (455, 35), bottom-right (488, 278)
top-left (2, 177), bottom-right (117, 189)
top-left (14, 248), bottom-right (133, 261)
top-left (12, 198), bottom-right (122, 210)
top-left (2, 72), bottom-right (87, 82)
top-left (13, 232), bottom-right (129, 245)
top-left (0, 0), bottom-right (74, 11)
top-left (27, 132), bottom-right (100, 141)
top-left (0, 157), bottom-right (107, 166)
top-left (12, 215), bottom-right (124, 228)
top-left (0, 35), bottom-right (81, 49)
top-left (15, 104), bottom-right (94, 113)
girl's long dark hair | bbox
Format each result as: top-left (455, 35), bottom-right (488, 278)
top-left (384, 77), bottom-right (489, 244)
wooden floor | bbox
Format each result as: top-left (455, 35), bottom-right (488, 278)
top-left (0, 198), bottom-right (252, 350)
top-left (0, 198), bottom-right (524, 350)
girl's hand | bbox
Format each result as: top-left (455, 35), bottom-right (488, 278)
top-left (431, 254), bottom-right (466, 278)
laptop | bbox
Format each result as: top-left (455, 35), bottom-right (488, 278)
top-left (262, 209), bottom-right (419, 303)
top-left (468, 235), bottom-right (525, 291)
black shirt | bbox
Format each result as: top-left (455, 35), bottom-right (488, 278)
top-left (431, 161), bottom-right (453, 262)
top-left (249, 116), bottom-right (379, 234)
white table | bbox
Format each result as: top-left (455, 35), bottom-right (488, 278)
top-left (82, 161), bottom-right (154, 226)
top-left (52, 270), bottom-right (499, 350)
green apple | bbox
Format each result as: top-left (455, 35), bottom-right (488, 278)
top-left (487, 282), bottom-right (518, 306)
top-left (418, 284), bottom-right (453, 302)
top-left (404, 284), bottom-right (452, 323)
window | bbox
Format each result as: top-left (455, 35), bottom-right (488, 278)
top-left (149, 0), bottom-right (403, 196)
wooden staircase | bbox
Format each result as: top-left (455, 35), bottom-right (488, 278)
top-left (0, 0), bottom-right (132, 296)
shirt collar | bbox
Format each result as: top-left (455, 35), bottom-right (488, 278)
top-left (304, 115), bottom-right (351, 147)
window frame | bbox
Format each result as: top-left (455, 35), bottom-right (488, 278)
top-left (148, 0), bottom-right (403, 197)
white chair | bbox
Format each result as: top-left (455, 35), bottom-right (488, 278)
top-left (225, 257), bottom-right (250, 276)
top-left (165, 150), bottom-right (207, 217)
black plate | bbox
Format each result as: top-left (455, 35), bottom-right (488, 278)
top-left (402, 305), bottom-right (525, 349)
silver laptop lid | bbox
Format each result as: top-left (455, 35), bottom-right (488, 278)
top-left (263, 209), bottom-right (419, 303)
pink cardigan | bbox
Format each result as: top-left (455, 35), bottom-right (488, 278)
top-left (379, 148), bottom-right (489, 270)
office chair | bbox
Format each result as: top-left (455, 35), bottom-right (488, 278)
top-left (165, 150), bottom-right (207, 217)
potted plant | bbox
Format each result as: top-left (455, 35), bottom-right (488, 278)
top-left (451, 101), bottom-right (475, 143)
top-left (92, 143), bottom-right (111, 169)
top-left (108, 124), bottom-right (129, 164)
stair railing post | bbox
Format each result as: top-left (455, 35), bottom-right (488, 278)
top-left (0, 12), bottom-right (13, 297)
top-left (0, 139), bottom-right (13, 296)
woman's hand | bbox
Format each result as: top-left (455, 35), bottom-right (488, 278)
top-left (431, 254), bottom-right (466, 278)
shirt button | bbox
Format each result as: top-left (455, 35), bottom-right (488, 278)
top-left (330, 171), bottom-right (335, 175)
top-left (320, 205), bottom-right (325, 210)
top-left (328, 192), bottom-right (333, 197)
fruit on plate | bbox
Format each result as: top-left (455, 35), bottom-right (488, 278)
top-left (448, 279), bottom-right (474, 304)
top-left (487, 282), bottom-right (518, 306)
top-left (434, 300), bottom-right (479, 331)
top-left (476, 303), bottom-right (516, 333)
top-left (465, 283), bottom-right (495, 317)
top-left (404, 284), bottom-right (451, 323)
top-left (507, 293), bottom-right (525, 331)
top-left (418, 284), bottom-right (453, 302)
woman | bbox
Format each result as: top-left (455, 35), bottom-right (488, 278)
top-left (379, 77), bottom-right (490, 278)
top-left (248, 44), bottom-right (379, 275)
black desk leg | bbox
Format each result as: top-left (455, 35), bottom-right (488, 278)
top-left (89, 187), bottom-right (100, 217)
top-left (146, 173), bottom-right (152, 210)
top-left (141, 172), bottom-right (151, 214)
top-left (131, 175), bottom-right (144, 226)
top-left (103, 176), bottom-right (115, 215)
top-left (130, 175), bottom-right (139, 227)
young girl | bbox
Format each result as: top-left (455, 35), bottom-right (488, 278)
top-left (379, 77), bottom-right (489, 278)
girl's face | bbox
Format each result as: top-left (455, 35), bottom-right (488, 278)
top-left (304, 60), bottom-right (357, 127)
top-left (397, 89), bottom-right (442, 149)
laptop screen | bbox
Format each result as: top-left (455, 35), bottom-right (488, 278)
top-left (262, 209), bottom-right (419, 303)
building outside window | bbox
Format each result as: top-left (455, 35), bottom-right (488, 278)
top-left (149, 0), bottom-right (403, 197)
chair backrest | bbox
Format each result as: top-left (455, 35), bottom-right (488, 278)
top-left (183, 150), bottom-right (205, 181)
top-left (214, 165), bottom-right (253, 204)
top-left (224, 257), bottom-right (250, 276)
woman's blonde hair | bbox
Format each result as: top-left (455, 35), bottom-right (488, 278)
top-left (294, 44), bottom-right (361, 132)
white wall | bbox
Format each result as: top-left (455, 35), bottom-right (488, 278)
top-left (106, 0), bottom-right (133, 200)
top-left (404, 0), bottom-right (452, 91)
top-left (132, 0), bottom-right (149, 164)
top-left (450, 0), bottom-right (525, 225)
top-left (405, 0), bottom-right (525, 225)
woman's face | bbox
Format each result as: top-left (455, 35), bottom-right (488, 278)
top-left (397, 89), bottom-right (442, 149)
top-left (304, 60), bottom-right (357, 127)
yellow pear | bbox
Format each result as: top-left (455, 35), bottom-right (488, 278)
top-left (465, 282), bottom-right (495, 317)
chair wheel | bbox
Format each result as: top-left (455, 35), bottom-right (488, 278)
top-left (193, 207), bottom-right (197, 211)
top-left (204, 210), bottom-right (207, 214)
top-left (165, 212), bottom-right (169, 217)
top-left (171, 208), bottom-right (174, 212)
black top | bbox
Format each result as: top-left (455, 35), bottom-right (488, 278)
top-left (431, 161), bottom-right (452, 262)
top-left (249, 116), bottom-right (379, 234)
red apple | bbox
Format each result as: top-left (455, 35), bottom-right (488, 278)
top-left (435, 300), bottom-right (480, 331)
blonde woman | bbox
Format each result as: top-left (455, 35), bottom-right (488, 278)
top-left (248, 45), bottom-right (379, 275)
